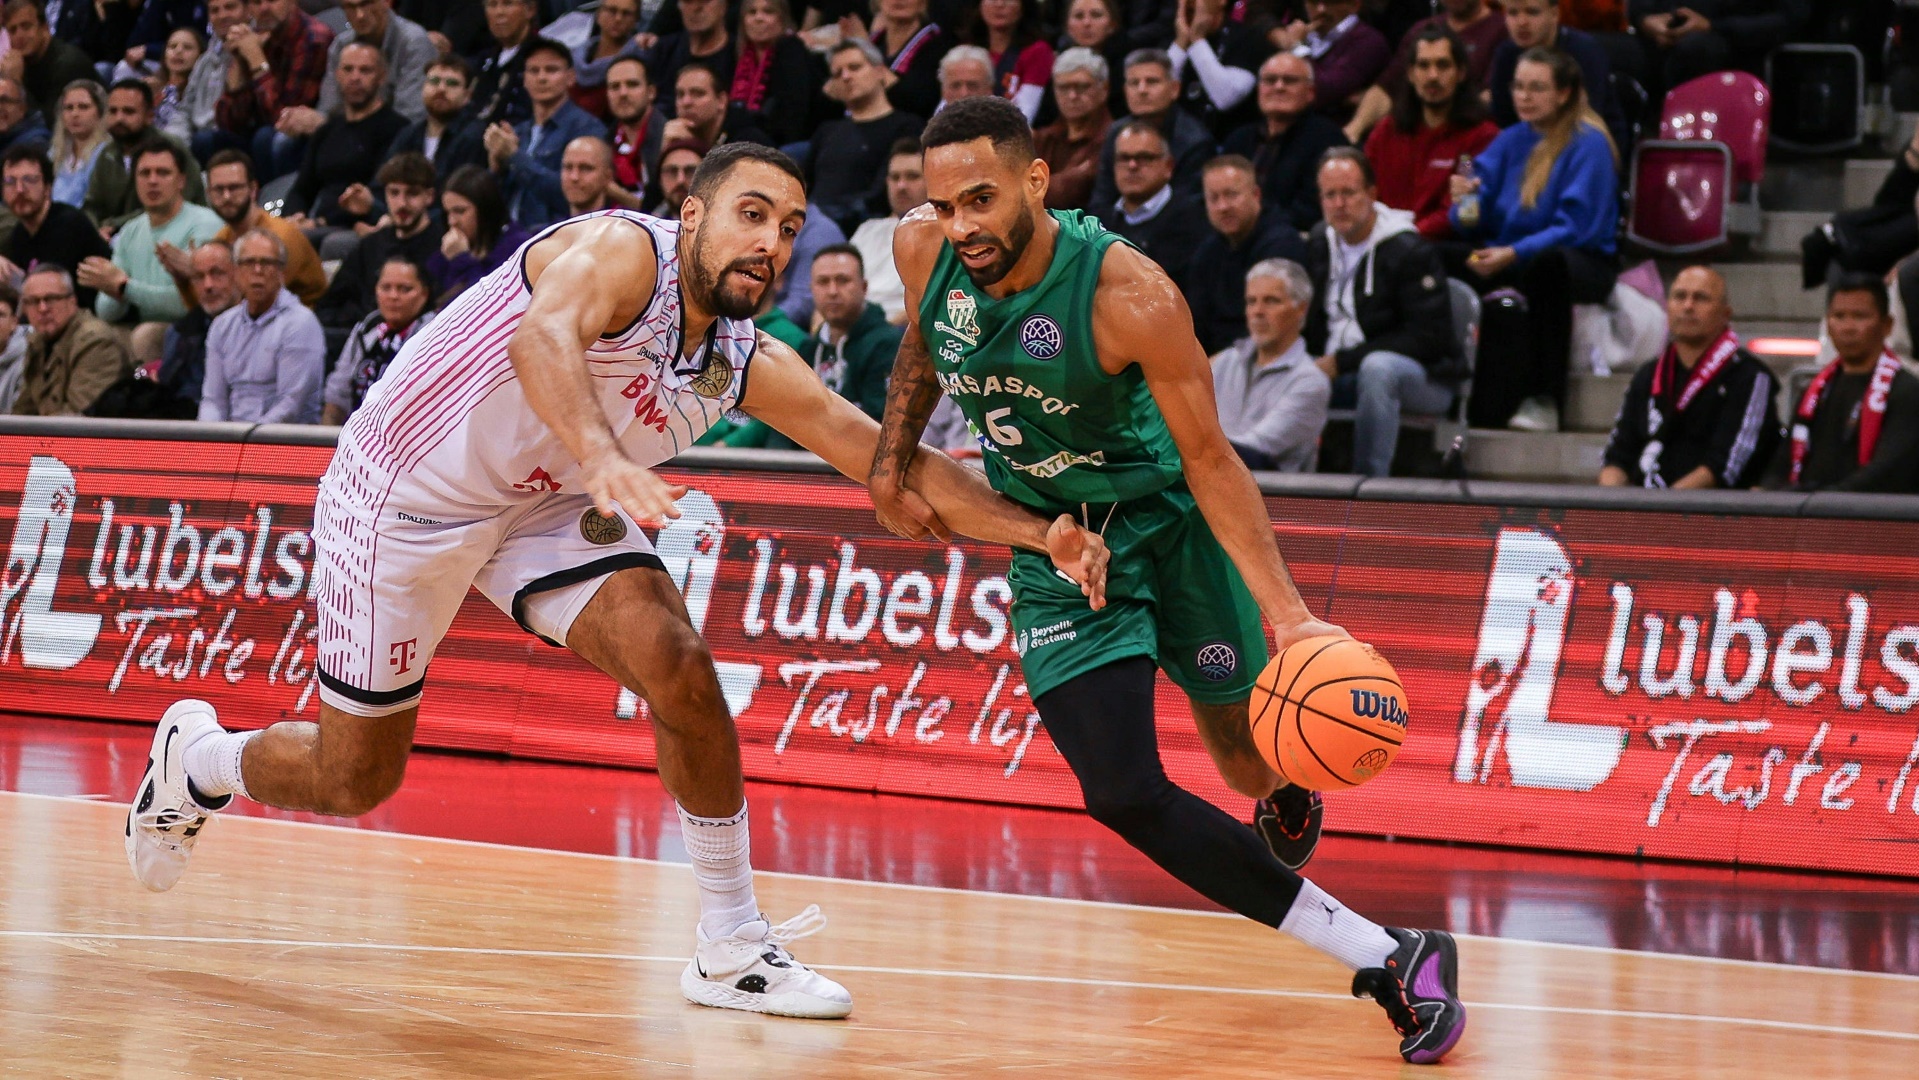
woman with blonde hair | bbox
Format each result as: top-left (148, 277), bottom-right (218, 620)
top-left (48, 79), bottom-right (109, 208)
top-left (1452, 46), bottom-right (1620, 432)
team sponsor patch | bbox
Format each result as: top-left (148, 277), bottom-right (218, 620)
top-left (580, 509), bottom-right (629, 545)
top-left (946, 289), bottom-right (980, 339)
top-left (1195, 641), bottom-right (1238, 682)
top-left (1020, 314), bottom-right (1063, 360)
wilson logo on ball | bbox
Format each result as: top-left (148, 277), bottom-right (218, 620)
top-left (1349, 689), bottom-right (1407, 726)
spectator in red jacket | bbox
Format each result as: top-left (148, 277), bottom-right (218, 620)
top-left (1362, 27), bottom-right (1497, 244)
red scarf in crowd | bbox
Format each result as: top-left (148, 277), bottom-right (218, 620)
top-left (1647, 326), bottom-right (1739, 431)
top-left (731, 43), bottom-right (774, 114)
top-left (1789, 348), bottom-right (1901, 485)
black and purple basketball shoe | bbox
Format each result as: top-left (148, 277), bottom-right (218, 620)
top-left (1351, 927), bottom-right (1468, 1064)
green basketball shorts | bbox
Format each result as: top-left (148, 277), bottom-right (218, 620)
top-left (1007, 486), bottom-right (1268, 704)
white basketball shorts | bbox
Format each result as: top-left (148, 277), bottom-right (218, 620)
top-left (311, 465), bottom-right (661, 718)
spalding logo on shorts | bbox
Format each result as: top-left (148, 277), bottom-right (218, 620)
top-left (1020, 314), bottom-right (1063, 360)
top-left (580, 509), bottom-right (628, 545)
top-left (1349, 689), bottom-right (1408, 727)
top-left (1195, 641), bottom-right (1238, 682)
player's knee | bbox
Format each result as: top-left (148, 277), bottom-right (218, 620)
top-left (313, 756), bottom-right (406, 817)
top-left (1081, 775), bottom-right (1173, 836)
top-left (645, 625), bottom-right (727, 718)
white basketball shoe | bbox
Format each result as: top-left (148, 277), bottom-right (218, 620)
top-left (680, 905), bottom-right (854, 1019)
top-left (124, 700), bottom-right (231, 892)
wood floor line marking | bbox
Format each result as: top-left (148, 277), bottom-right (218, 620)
top-left (18, 790), bottom-right (1919, 986)
top-left (2, 929), bottom-right (1913, 1044)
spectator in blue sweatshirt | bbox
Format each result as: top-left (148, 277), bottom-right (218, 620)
top-left (1452, 47), bottom-right (1617, 432)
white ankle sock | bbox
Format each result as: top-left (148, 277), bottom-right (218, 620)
top-left (677, 802), bottom-right (760, 940)
top-left (1279, 879), bottom-right (1398, 972)
top-left (183, 729), bottom-right (257, 801)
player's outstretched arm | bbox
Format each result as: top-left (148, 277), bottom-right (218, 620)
top-left (869, 210), bottom-right (950, 541)
top-left (509, 219), bottom-right (685, 524)
top-left (743, 333), bottom-right (1107, 608)
top-left (1094, 245), bottom-right (1346, 648)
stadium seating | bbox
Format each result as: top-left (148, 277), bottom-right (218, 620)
top-left (1626, 72), bottom-right (1771, 255)
top-left (1767, 44), bottom-right (1866, 154)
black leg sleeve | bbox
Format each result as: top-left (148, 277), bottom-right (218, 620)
top-left (1035, 657), bottom-right (1304, 928)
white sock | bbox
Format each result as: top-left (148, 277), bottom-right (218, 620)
top-left (677, 802), bottom-right (760, 940)
top-left (1279, 879), bottom-right (1398, 972)
top-left (183, 729), bottom-right (257, 802)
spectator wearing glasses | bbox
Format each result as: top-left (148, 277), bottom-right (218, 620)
top-left (154, 240), bottom-right (242, 416)
top-left (1087, 48), bottom-right (1214, 212)
top-left (202, 149), bottom-right (326, 306)
top-left (1035, 47), bottom-right (1111, 211)
top-left (1095, 119), bottom-right (1208, 282)
top-left (1266, 0), bottom-right (1389, 120)
top-left (1221, 52), bottom-right (1347, 230)
top-left (2, 144), bottom-right (113, 309)
top-left (11, 263), bottom-right (132, 416)
top-left (199, 228), bottom-right (324, 423)
top-left (387, 55), bottom-right (488, 179)
top-left (0, 74), bottom-right (48, 154)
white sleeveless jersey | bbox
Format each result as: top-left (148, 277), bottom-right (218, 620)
top-left (333, 209), bottom-right (756, 511)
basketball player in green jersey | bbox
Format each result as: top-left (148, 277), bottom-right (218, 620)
top-left (866, 99), bottom-right (1466, 1064)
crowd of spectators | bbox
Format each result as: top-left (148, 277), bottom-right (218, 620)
top-left (0, 0), bottom-right (1903, 494)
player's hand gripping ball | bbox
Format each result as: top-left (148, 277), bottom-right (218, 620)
top-left (1249, 636), bottom-right (1407, 791)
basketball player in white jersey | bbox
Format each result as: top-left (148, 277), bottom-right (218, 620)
top-left (123, 143), bottom-right (1110, 1021)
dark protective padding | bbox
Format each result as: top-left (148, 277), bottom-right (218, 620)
top-left (3, 414), bottom-right (1915, 523)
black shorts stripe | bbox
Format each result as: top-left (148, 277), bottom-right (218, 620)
top-left (317, 666), bottom-right (426, 708)
top-left (510, 552), bottom-right (668, 646)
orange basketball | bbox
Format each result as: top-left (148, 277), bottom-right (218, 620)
top-left (1249, 636), bottom-right (1408, 791)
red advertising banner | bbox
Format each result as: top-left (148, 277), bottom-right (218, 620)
top-left (3, 431), bottom-right (1918, 877)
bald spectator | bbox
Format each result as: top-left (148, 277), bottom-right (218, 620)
top-left (1601, 266), bottom-right (1780, 489)
top-left (938, 45), bottom-right (996, 110)
top-left (11, 264), bottom-right (132, 416)
top-left (1268, 0), bottom-right (1389, 119)
top-left (1222, 52), bottom-right (1348, 229)
top-left (1184, 155), bottom-right (1306, 355)
top-left (1210, 258), bottom-right (1330, 472)
top-left (1, 0), bottom-right (96, 117)
top-left (155, 241), bottom-right (242, 415)
top-left (200, 229), bottom-right (324, 423)
top-left (561, 136), bottom-right (617, 217)
top-left (1088, 49), bottom-right (1214, 213)
top-left (1036, 47), bottom-right (1112, 211)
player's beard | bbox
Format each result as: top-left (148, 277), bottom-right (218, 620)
top-left (959, 202), bottom-right (1037, 288)
top-left (684, 225), bottom-right (773, 319)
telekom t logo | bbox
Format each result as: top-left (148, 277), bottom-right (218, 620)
top-left (389, 638), bottom-right (419, 675)
top-left (1456, 527), bottom-right (1625, 791)
top-left (0, 456), bottom-right (103, 669)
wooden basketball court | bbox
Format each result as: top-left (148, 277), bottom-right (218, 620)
top-left (3, 790), bottom-right (1912, 1077)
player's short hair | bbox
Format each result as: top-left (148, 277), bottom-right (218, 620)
top-left (1053, 47), bottom-right (1108, 84)
top-left (921, 96), bottom-right (1036, 168)
top-left (812, 241), bottom-right (863, 274)
top-left (688, 141), bottom-right (807, 206)
top-left (1246, 257), bottom-right (1312, 307)
top-left (376, 151), bottom-right (437, 191)
top-left (1829, 270), bottom-right (1890, 318)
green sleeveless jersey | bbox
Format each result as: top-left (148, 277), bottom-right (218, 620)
top-left (920, 209), bottom-right (1182, 509)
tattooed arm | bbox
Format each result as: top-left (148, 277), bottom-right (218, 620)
top-left (868, 207), bottom-right (952, 541)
